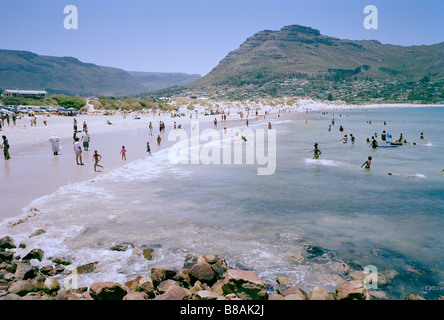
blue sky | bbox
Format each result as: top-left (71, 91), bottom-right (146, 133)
top-left (1, 0), bottom-right (443, 75)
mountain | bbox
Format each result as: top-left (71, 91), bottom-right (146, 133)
top-left (191, 25), bottom-right (444, 88)
top-left (0, 49), bottom-right (150, 96)
top-left (0, 49), bottom-right (200, 97)
top-left (128, 71), bottom-right (201, 92)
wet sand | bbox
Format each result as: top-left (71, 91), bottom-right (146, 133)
top-left (0, 113), bottom-right (266, 219)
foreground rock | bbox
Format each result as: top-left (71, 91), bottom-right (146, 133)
top-left (0, 235), bottom-right (438, 301)
top-left (335, 280), bottom-right (370, 300)
top-left (0, 236), bottom-right (16, 249)
top-left (89, 282), bottom-right (128, 300)
top-left (221, 269), bottom-right (269, 300)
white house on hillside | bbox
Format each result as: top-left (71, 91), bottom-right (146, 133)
top-left (2, 89), bottom-right (48, 99)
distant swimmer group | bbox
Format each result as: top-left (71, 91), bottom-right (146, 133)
top-left (314, 115), bottom-right (440, 174)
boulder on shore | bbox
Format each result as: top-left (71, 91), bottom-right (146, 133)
top-left (335, 280), bottom-right (370, 300)
top-left (0, 236), bottom-right (16, 249)
top-left (154, 286), bottom-right (192, 300)
top-left (89, 281), bottom-right (128, 300)
top-left (7, 280), bottom-right (35, 297)
top-left (22, 249), bottom-right (44, 262)
top-left (221, 269), bottom-right (269, 300)
top-left (309, 286), bottom-right (334, 300)
top-left (188, 261), bottom-right (217, 285)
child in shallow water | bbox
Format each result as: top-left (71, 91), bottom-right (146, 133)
top-left (312, 143), bottom-right (322, 159)
top-left (361, 156), bottom-right (372, 169)
top-left (120, 146), bottom-right (127, 160)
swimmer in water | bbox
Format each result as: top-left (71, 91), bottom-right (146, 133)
top-left (361, 156), bottom-right (372, 169)
top-left (370, 137), bottom-right (378, 149)
top-left (388, 173), bottom-right (425, 178)
top-left (311, 143), bottom-right (322, 159)
top-left (350, 134), bottom-right (355, 144)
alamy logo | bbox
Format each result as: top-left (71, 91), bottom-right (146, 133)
top-left (363, 265), bottom-right (378, 289)
top-left (64, 5), bottom-right (78, 30)
top-left (363, 5), bottom-right (378, 30)
top-left (168, 121), bottom-right (276, 175)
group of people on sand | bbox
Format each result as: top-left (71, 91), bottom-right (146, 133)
top-left (71, 120), bottom-right (104, 171)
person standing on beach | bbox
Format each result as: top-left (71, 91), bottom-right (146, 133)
top-left (268, 122), bottom-right (272, 130)
top-left (82, 130), bottom-right (90, 151)
top-left (146, 142), bottom-right (151, 155)
top-left (157, 135), bottom-right (162, 146)
top-left (149, 122), bottom-right (153, 136)
top-left (73, 138), bottom-right (84, 165)
top-left (214, 118), bottom-right (217, 127)
top-left (2, 135), bottom-right (11, 160)
top-left (49, 134), bottom-right (60, 155)
top-left (73, 118), bottom-right (78, 133)
top-left (361, 156), bottom-right (372, 169)
top-left (120, 146), bottom-right (127, 160)
top-left (92, 150), bottom-right (104, 172)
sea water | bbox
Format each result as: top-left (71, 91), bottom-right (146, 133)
top-left (1, 106), bottom-right (443, 299)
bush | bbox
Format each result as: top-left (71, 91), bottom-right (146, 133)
top-left (51, 95), bottom-right (86, 109)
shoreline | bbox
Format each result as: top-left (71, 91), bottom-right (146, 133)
top-left (0, 103), bottom-right (443, 301)
top-left (0, 110), bottom-right (272, 220)
top-left (1, 102), bottom-right (442, 221)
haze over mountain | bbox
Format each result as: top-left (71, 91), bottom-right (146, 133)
top-left (190, 25), bottom-right (444, 88)
top-left (128, 71), bottom-right (201, 92)
top-left (0, 49), bottom-right (200, 96)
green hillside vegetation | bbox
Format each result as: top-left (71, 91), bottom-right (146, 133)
top-left (1, 94), bottom-right (86, 109)
top-left (181, 25), bottom-right (444, 103)
top-left (0, 50), bottom-right (147, 97)
top-left (192, 25), bottom-right (444, 87)
top-left (90, 97), bottom-right (175, 112)
top-left (0, 49), bottom-right (204, 97)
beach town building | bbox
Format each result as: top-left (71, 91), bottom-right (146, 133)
top-left (2, 89), bottom-right (48, 99)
